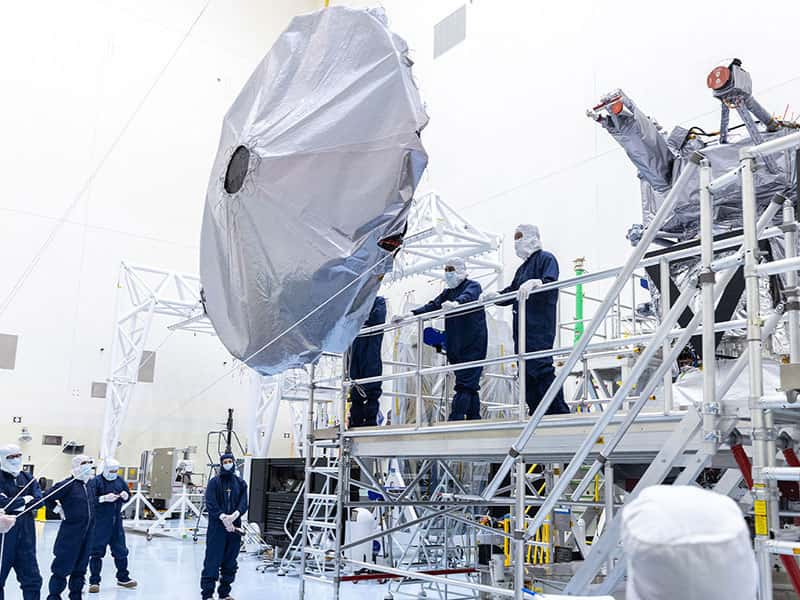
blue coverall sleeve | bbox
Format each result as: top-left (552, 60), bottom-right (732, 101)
top-left (454, 280), bottom-right (482, 303)
top-left (30, 476), bottom-right (43, 502)
top-left (21, 477), bottom-right (45, 513)
top-left (496, 278), bottom-right (519, 306)
top-left (205, 478), bottom-right (222, 520)
top-left (116, 479), bottom-right (130, 497)
top-left (412, 291), bottom-right (446, 315)
top-left (0, 484), bottom-right (25, 512)
top-left (236, 479), bottom-right (249, 515)
top-left (366, 297), bottom-right (387, 326)
top-left (44, 478), bottom-right (74, 509)
top-left (541, 253), bottom-right (559, 283)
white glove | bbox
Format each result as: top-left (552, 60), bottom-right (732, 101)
top-left (0, 514), bottom-right (16, 534)
top-left (220, 513), bottom-right (236, 532)
top-left (480, 291), bottom-right (499, 302)
top-left (221, 510), bottom-right (240, 526)
top-left (120, 491), bottom-right (130, 502)
top-left (53, 503), bottom-right (63, 516)
top-left (441, 300), bottom-right (459, 311)
top-left (391, 313), bottom-right (411, 324)
top-left (99, 493), bottom-right (119, 503)
top-left (519, 278), bottom-right (543, 297)
top-left (22, 495), bottom-right (34, 505)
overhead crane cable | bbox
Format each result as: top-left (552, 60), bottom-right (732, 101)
top-left (0, 0), bottom-right (212, 320)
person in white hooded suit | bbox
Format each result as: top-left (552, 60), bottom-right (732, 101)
top-left (622, 485), bottom-right (758, 600)
top-left (395, 258), bottom-right (488, 420)
top-left (0, 444), bottom-right (43, 599)
top-left (45, 455), bottom-right (95, 600)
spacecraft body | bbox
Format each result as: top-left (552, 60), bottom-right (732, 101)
top-left (589, 61), bottom-right (799, 357)
top-left (589, 61), bottom-right (796, 244)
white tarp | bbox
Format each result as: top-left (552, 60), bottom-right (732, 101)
top-left (673, 358), bottom-right (781, 411)
top-left (200, 7), bottom-right (428, 375)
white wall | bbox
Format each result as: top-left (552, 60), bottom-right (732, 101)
top-left (0, 0), bottom-right (321, 478)
top-left (4, 0), bottom-right (800, 478)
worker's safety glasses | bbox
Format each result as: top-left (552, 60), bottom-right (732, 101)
top-left (444, 266), bottom-right (456, 272)
top-left (7, 453), bottom-right (22, 460)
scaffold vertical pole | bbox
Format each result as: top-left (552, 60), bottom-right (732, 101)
top-left (298, 363), bottom-right (316, 600)
top-left (699, 160), bottom-right (719, 455)
top-left (742, 154), bottom-right (774, 600)
top-left (518, 287), bottom-right (528, 421)
top-left (660, 256), bottom-right (673, 415)
top-left (514, 458), bottom-right (526, 600)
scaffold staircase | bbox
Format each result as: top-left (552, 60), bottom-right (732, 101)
top-left (280, 450), bottom-right (342, 580)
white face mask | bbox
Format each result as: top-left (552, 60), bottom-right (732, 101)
top-left (515, 234), bottom-right (542, 260)
top-left (72, 464), bottom-right (93, 482)
top-left (103, 470), bottom-right (119, 481)
top-left (444, 271), bottom-right (461, 289)
top-left (2, 457), bottom-right (22, 477)
top-left (222, 462), bottom-right (234, 472)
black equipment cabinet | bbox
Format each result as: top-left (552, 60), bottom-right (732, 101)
top-left (249, 458), bottom-right (359, 550)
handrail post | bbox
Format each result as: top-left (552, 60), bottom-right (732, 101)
top-left (416, 318), bottom-right (424, 429)
top-left (783, 201), bottom-right (800, 365)
top-left (518, 287), bottom-right (528, 422)
top-left (660, 257), bottom-right (673, 415)
top-left (699, 160), bottom-right (719, 455)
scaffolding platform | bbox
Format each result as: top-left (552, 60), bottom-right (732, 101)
top-left (288, 130), bottom-right (800, 600)
top-left (342, 414), bottom-right (712, 464)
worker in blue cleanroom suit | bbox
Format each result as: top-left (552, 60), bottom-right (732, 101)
top-left (0, 444), bottom-right (43, 600)
top-left (87, 459), bottom-right (137, 593)
top-left (349, 295), bottom-right (387, 427)
top-left (486, 224), bottom-right (570, 416)
top-left (200, 452), bottom-right (248, 600)
top-left (46, 455), bottom-right (95, 600)
top-left (396, 258), bottom-right (488, 420)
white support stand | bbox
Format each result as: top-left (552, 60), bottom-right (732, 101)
top-left (100, 262), bottom-right (208, 460)
top-left (384, 192), bottom-right (503, 288)
top-left (125, 484), bottom-right (205, 541)
top-left (121, 483), bottom-right (160, 529)
top-left (249, 372), bottom-right (282, 458)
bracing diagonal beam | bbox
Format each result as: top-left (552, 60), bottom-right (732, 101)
top-left (480, 159), bottom-right (702, 501)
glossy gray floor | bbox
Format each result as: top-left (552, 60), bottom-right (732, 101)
top-left (2, 522), bottom-right (387, 600)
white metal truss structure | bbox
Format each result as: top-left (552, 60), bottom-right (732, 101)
top-left (292, 134), bottom-right (800, 599)
top-left (100, 263), bottom-right (207, 460)
top-left (249, 372), bottom-right (283, 459)
top-left (385, 192), bottom-right (503, 288)
top-left (102, 195), bottom-right (499, 463)
top-left (101, 262), bottom-right (284, 462)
